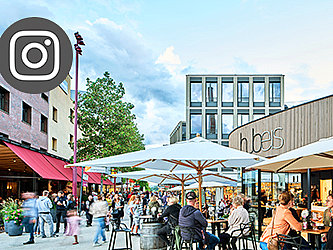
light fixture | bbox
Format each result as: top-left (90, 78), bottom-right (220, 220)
top-left (13, 159), bottom-right (16, 163)
top-left (8, 168), bottom-right (11, 171)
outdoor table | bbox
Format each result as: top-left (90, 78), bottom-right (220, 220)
top-left (207, 219), bottom-right (228, 236)
top-left (302, 226), bottom-right (330, 249)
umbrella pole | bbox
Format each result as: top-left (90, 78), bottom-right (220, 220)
top-left (198, 171), bottom-right (203, 212)
top-left (307, 169), bottom-right (311, 212)
top-left (181, 180), bottom-right (185, 206)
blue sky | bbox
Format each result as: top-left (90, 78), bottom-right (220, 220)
top-left (1, 0), bottom-right (333, 146)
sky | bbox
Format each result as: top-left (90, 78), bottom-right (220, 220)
top-left (1, 0), bottom-right (333, 146)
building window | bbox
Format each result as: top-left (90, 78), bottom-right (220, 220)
top-left (41, 93), bottom-right (48, 102)
top-left (253, 109), bottom-right (265, 121)
top-left (253, 114), bottom-right (265, 120)
top-left (269, 77), bottom-right (281, 107)
top-left (222, 77), bottom-right (234, 107)
top-left (70, 109), bottom-right (74, 123)
top-left (190, 77), bottom-right (202, 107)
top-left (60, 80), bottom-right (69, 94)
top-left (253, 77), bottom-right (265, 107)
top-left (53, 107), bottom-right (58, 122)
top-left (206, 113), bottom-right (217, 139)
top-left (22, 102), bottom-right (32, 125)
top-left (182, 123), bottom-right (186, 141)
top-left (237, 77), bottom-right (249, 107)
top-left (237, 114), bottom-right (249, 126)
top-left (206, 77), bottom-right (217, 107)
top-left (21, 140), bottom-right (31, 147)
top-left (222, 114), bottom-right (233, 139)
top-left (70, 134), bottom-right (74, 144)
top-left (52, 137), bottom-right (57, 151)
top-left (41, 114), bottom-right (48, 133)
top-left (190, 114), bottom-right (202, 138)
top-left (0, 86), bottom-right (10, 113)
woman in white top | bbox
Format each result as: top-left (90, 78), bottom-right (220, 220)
top-left (219, 196), bottom-right (250, 250)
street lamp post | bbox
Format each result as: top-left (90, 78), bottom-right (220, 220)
top-left (73, 32), bottom-right (85, 207)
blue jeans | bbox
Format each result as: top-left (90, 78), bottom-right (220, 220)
top-left (260, 241), bottom-right (310, 250)
top-left (198, 232), bottom-right (220, 250)
top-left (23, 216), bottom-right (35, 241)
top-left (94, 217), bottom-right (106, 244)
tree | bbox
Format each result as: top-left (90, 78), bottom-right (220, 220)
top-left (73, 72), bottom-right (145, 162)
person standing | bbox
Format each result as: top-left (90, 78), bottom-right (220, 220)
top-left (85, 194), bottom-right (94, 227)
top-left (111, 193), bottom-right (124, 227)
top-left (67, 194), bottom-right (75, 211)
top-left (90, 194), bottom-right (108, 246)
top-left (22, 192), bottom-right (38, 245)
top-left (140, 193), bottom-right (148, 215)
top-left (36, 190), bottom-right (55, 238)
top-left (54, 191), bottom-right (67, 234)
top-left (179, 192), bottom-right (220, 250)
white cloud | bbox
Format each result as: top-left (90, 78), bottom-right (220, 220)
top-left (156, 46), bottom-right (181, 65)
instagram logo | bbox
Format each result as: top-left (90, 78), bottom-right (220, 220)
top-left (0, 17), bottom-right (72, 94)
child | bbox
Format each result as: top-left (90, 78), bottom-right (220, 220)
top-left (130, 198), bottom-right (142, 235)
top-left (65, 209), bottom-right (81, 245)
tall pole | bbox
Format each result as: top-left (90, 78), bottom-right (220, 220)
top-left (73, 49), bottom-right (79, 199)
top-left (258, 169), bottom-right (262, 237)
top-left (307, 168), bottom-right (311, 212)
top-left (181, 174), bottom-right (185, 206)
top-left (198, 170), bottom-right (203, 212)
top-left (79, 166), bottom-right (84, 214)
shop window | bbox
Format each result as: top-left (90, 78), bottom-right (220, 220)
top-left (52, 137), bottom-right (57, 151)
top-left (22, 102), bottom-right (32, 125)
top-left (41, 114), bottom-right (48, 133)
top-left (0, 86), bottom-right (10, 113)
top-left (53, 107), bottom-right (58, 122)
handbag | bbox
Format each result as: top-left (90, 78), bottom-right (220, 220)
top-left (268, 209), bottom-right (278, 250)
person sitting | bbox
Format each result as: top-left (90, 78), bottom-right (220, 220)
top-left (179, 191), bottom-right (220, 250)
top-left (156, 196), bottom-right (181, 246)
top-left (219, 196), bottom-right (250, 250)
top-left (322, 194), bottom-right (333, 249)
top-left (323, 194), bottom-right (333, 226)
top-left (260, 191), bottom-right (309, 250)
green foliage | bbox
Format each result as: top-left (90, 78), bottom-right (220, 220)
top-left (1, 198), bottom-right (24, 226)
top-left (72, 72), bottom-right (145, 164)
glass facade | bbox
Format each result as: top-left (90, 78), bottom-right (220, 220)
top-left (253, 77), bottom-right (265, 107)
top-left (222, 114), bottom-right (233, 139)
top-left (269, 77), bottom-right (281, 107)
top-left (190, 114), bottom-right (202, 137)
top-left (190, 77), bottom-right (202, 106)
top-left (237, 113), bottom-right (249, 126)
top-left (222, 77), bottom-right (234, 106)
top-left (237, 77), bottom-right (249, 107)
top-left (206, 77), bottom-right (218, 107)
top-left (206, 113), bottom-right (217, 139)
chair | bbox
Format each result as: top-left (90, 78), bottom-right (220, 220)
top-left (238, 222), bottom-right (257, 250)
top-left (108, 222), bottom-right (132, 250)
top-left (277, 234), bottom-right (309, 250)
top-left (179, 226), bottom-right (201, 250)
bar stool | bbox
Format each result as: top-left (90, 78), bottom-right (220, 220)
top-left (108, 222), bottom-right (132, 250)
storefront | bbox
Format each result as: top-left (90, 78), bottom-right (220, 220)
top-left (229, 94), bottom-right (333, 235)
top-left (0, 138), bottom-right (112, 199)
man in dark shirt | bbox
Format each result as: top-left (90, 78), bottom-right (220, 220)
top-left (54, 191), bottom-right (67, 233)
top-left (179, 192), bottom-right (220, 250)
top-left (140, 193), bottom-right (148, 215)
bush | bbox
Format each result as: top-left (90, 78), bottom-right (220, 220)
top-left (1, 198), bottom-right (24, 226)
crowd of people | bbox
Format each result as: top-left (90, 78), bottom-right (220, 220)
top-left (2, 188), bottom-right (333, 249)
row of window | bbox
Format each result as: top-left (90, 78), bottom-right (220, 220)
top-left (190, 77), bottom-right (281, 107)
top-left (51, 135), bottom-right (73, 151)
top-left (190, 112), bottom-right (267, 139)
top-left (0, 86), bottom-right (74, 133)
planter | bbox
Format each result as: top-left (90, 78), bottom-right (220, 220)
top-left (7, 220), bottom-right (23, 236)
top-left (4, 221), bottom-right (8, 233)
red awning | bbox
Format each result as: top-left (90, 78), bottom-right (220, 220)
top-left (4, 142), bottom-right (69, 181)
top-left (42, 155), bottom-right (74, 181)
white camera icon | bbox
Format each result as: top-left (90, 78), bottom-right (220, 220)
top-left (9, 30), bottom-right (60, 81)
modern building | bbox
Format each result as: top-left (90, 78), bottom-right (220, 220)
top-left (229, 94), bottom-right (333, 235)
top-left (170, 121), bottom-right (186, 144)
top-left (185, 74), bottom-right (285, 146)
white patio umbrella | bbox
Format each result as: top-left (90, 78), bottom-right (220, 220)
top-left (111, 169), bottom-right (237, 205)
top-left (248, 137), bottom-right (333, 173)
top-left (186, 181), bottom-right (237, 189)
top-left (67, 136), bottom-right (261, 210)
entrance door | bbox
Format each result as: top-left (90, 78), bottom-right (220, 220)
top-left (320, 179), bottom-right (332, 202)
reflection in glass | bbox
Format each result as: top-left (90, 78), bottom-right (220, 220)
top-left (191, 83), bottom-right (202, 102)
top-left (206, 82), bottom-right (217, 102)
top-left (253, 114), bottom-right (265, 120)
top-left (238, 114), bottom-right (249, 126)
top-left (206, 114), bottom-right (217, 136)
top-left (254, 83), bottom-right (265, 102)
top-left (269, 78), bottom-right (281, 104)
top-left (238, 82), bottom-right (249, 103)
top-left (190, 114), bottom-right (202, 135)
top-left (222, 83), bottom-right (233, 102)
top-left (222, 115), bottom-right (233, 135)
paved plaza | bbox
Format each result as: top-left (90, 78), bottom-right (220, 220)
top-left (0, 213), bottom-right (140, 250)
